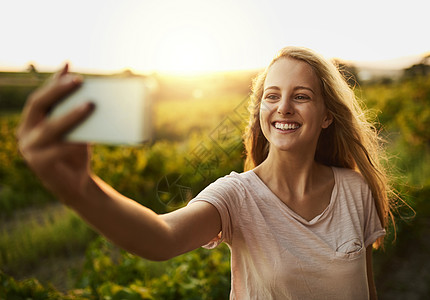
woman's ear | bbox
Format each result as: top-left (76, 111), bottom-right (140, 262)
top-left (322, 111), bottom-right (333, 129)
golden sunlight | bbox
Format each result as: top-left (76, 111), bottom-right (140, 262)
top-left (151, 25), bottom-right (220, 74)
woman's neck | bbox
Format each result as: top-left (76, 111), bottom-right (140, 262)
top-left (255, 149), bottom-right (322, 199)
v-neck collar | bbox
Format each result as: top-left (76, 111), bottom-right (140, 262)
top-left (248, 167), bottom-right (338, 225)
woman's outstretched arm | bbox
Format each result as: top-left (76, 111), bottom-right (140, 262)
top-left (71, 175), bottom-right (220, 260)
top-left (17, 65), bottom-right (221, 261)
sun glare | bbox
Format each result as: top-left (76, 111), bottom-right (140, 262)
top-left (1, 1), bottom-right (428, 74)
top-left (151, 25), bottom-right (220, 74)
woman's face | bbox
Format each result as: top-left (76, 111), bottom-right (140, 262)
top-left (260, 57), bottom-right (332, 154)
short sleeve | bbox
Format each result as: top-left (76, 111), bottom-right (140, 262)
top-left (363, 185), bottom-right (386, 248)
top-left (187, 172), bottom-right (244, 249)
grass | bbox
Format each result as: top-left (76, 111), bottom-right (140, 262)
top-left (154, 93), bottom-right (249, 140)
top-left (0, 204), bottom-right (96, 276)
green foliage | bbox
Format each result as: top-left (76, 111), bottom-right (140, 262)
top-left (73, 237), bottom-right (230, 299)
top-left (0, 270), bottom-right (94, 299)
top-left (361, 76), bottom-right (430, 197)
top-left (0, 85), bottom-right (36, 110)
top-left (362, 76), bottom-right (430, 148)
top-left (1, 72), bottom-right (430, 298)
top-left (0, 114), bottom-right (55, 217)
top-left (0, 270), bottom-right (69, 300)
top-left (0, 71), bottom-right (49, 110)
top-left (362, 76), bottom-right (430, 296)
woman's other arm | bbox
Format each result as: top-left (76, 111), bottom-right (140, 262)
top-left (366, 245), bottom-right (378, 300)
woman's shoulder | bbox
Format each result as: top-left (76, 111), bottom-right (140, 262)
top-left (198, 170), bottom-right (250, 193)
top-left (191, 170), bottom-right (256, 209)
top-left (200, 170), bottom-right (263, 200)
top-left (211, 170), bottom-right (258, 189)
top-left (331, 167), bottom-right (375, 208)
top-left (331, 166), bottom-right (368, 188)
top-left (204, 171), bottom-right (255, 192)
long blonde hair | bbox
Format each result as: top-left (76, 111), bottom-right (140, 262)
top-left (244, 46), bottom-right (395, 248)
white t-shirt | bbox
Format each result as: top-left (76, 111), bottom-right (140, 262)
top-left (188, 167), bottom-right (385, 300)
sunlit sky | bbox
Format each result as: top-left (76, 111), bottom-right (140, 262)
top-left (1, 0), bottom-right (429, 74)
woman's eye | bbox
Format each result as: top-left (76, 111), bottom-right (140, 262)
top-left (295, 94), bottom-right (310, 101)
top-left (264, 94), bottom-right (279, 100)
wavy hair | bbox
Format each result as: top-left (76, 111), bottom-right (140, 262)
top-left (244, 46), bottom-right (395, 248)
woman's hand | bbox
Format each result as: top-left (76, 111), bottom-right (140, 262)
top-left (16, 64), bottom-right (95, 203)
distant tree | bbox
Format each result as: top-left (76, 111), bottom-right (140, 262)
top-left (380, 77), bottom-right (394, 85)
top-left (404, 64), bottom-right (430, 78)
top-left (403, 54), bottom-right (430, 79)
top-left (119, 69), bottom-right (138, 77)
top-left (423, 53), bottom-right (430, 65)
top-left (27, 63), bottom-right (38, 74)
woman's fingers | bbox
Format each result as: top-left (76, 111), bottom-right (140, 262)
top-left (31, 74), bottom-right (83, 122)
top-left (53, 63), bottom-right (69, 80)
top-left (17, 69), bottom-right (83, 138)
top-left (31, 102), bottom-right (95, 148)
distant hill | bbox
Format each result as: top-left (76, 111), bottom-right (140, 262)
top-left (342, 53), bottom-right (428, 81)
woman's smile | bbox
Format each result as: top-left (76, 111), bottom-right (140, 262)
top-left (273, 121), bottom-right (302, 132)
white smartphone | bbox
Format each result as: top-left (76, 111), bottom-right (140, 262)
top-left (49, 76), bottom-right (152, 145)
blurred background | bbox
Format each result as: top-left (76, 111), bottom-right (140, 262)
top-left (1, 0), bottom-right (429, 299)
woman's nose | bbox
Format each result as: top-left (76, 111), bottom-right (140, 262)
top-left (277, 98), bottom-right (294, 115)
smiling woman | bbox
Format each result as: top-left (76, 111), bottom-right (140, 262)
top-left (16, 46), bottom-right (399, 299)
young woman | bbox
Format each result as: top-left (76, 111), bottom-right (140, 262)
top-left (17, 46), bottom-right (392, 299)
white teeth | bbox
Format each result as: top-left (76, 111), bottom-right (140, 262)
top-left (274, 122), bottom-right (300, 130)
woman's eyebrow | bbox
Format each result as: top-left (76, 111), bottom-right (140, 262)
top-left (294, 86), bottom-right (315, 95)
top-left (263, 86), bottom-right (281, 92)
top-left (264, 85), bottom-right (315, 95)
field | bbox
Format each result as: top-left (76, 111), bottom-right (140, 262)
top-left (1, 67), bottom-right (430, 299)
